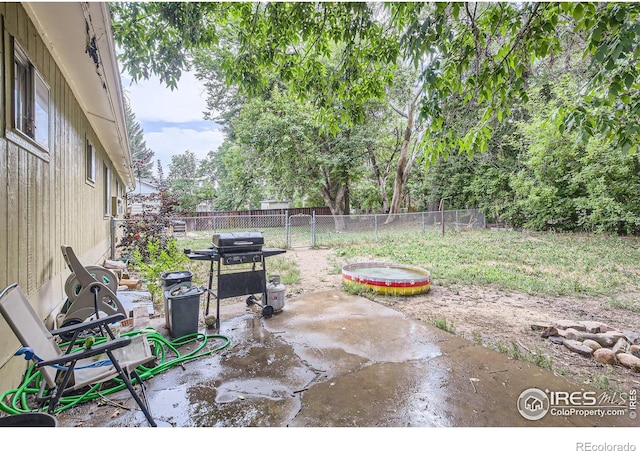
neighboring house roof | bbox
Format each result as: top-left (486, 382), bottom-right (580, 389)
top-left (131, 178), bottom-right (160, 195)
top-left (22, 2), bottom-right (134, 188)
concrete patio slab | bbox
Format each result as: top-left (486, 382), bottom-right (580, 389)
top-left (53, 289), bottom-right (638, 428)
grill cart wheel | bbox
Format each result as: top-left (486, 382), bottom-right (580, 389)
top-left (246, 295), bottom-right (274, 318)
top-left (261, 305), bottom-right (274, 318)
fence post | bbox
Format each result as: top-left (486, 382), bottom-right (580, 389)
top-left (422, 212), bottom-right (426, 233)
top-left (110, 217), bottom-right (117, 259)
top-left (375, 214), bottom-right (378, 241)
top-left (285, 214), bottom-right (290, 248)
top-left (439, 197), bottom-right (451, 237)
top-left (311, 211), bottom-right (316, 247)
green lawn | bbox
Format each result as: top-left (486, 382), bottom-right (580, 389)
top-left (174, 229), bottom-right (640, 306)
top-left (332, 230), bottom-right (640, 299)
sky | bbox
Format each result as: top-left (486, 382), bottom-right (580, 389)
top-left (120, 71), bottom-right (226, 177)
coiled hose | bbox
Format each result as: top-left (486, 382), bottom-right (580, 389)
top-left (0, 328), bottom-right (231, 415)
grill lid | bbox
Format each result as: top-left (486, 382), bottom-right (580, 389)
top-left (213, 232), bottom-right (264, 253)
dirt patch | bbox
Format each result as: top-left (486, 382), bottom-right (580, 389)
top-left (286, 247), bottom-right (640, 395)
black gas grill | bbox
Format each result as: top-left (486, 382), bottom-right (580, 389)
top-left (185, 231), bottom-right (285, 329)
top-left (213, 232), bottom-right (264, 265)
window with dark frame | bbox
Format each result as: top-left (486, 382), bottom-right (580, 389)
top-left (104, 164), bottom-right (111, 216)
top-left (13, 41), bottom-right (49, 149)
top-left (86, 140), bottom-right (96, 182)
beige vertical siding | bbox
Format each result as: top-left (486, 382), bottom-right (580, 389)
top-left (0, 3), bottom-right (127, 394)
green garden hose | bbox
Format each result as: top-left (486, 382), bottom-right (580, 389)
top-left (0, 328), bottom-right (231, 415)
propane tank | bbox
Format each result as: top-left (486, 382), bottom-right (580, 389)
top-left (266, 275), bottom-right (286, 312)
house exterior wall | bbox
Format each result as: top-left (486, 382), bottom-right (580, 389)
top-left (127, 179), bottom-right (161, 215)
top-left (260, 200), bottom-right (290, 210)
top-left (0, 3), bottom-right (126, 394)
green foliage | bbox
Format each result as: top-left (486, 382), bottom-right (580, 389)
top-left (112, 2), bottom-right (640, 233)
top-left (112, 2), bottom-right (640, 162)
top-left (343, 282), bottom-right (376, 300)
top-left (166, 150), bottom-right (216, 215)
top-left (120, 188), bottom-right (179, 260)
top-left (606, 297), bottom-right (640, 313)
top-left (227, 83), bottom-right (368, 215)
top-left (265, 256), bottom-right (301, 286)
top-left (335, 230), bottom-right (640, 298)
top-left (489, 340), bottom-right (553, 370)
top-left (132, 238), bottom-right (189, 302)
top-left (506, 78), bottom-right (640, 234)
top-left (432, 318), bottom-right (456, 334)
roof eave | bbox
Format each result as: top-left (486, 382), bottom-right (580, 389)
top-left (22, 2), bottom-right (135, 188)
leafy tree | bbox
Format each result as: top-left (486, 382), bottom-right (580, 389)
top-left (506, 77), bottom-right (640, 234)
top-left (155, 159), bottom-right (165, 186)
top-left (229, 84), bottom-right (367, 227)
top-left (203, 142), bottom-right (264, 211)
top-left (125, 98), bottom-right (154, 179)
top-left (111, 2), bottom-right (640, 161)
top-left (167, 150), bottom-right (216, 215)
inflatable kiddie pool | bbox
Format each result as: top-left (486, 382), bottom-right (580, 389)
top-left (342, 262), bottom-right (431, 296)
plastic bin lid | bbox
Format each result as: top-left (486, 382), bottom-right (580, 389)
top-left (167, 284), bottom-right (204, 298)
top-left (162, 271), bottom-right (193, 280)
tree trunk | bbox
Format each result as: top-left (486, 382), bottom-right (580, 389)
top-left (385, 108), bottom-right (415, 224)
top-left (319, 174), bottom-right (347, 232)
top-left (385, 83), bottom-right (423, 224)
top-left (369, 148), bottom-right (389, 213)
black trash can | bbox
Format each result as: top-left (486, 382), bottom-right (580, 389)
top-left (161, 271), bottom-right (193, 329)
top-left (164, 282), bottom-right (203, 339)
top-left (0, 412), bottom-right (58, 427)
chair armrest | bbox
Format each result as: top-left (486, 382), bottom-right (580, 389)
top-left (35, 336), bottom-right (132, 368)
top-left (50, 313), bottom-right (126, 338)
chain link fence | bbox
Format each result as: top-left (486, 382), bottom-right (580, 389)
top-left (111, 209), bottom-right (486, 254)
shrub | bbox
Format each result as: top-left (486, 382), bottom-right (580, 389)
top-left (132, 238), bottom-right (189, 302)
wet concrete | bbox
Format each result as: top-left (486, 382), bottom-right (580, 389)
top-left (55, 290), bottom-right (638, 427)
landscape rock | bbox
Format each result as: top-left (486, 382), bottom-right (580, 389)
top-left (598, 324), bottom-right (619, 333)
top-left (549, 336), bottom-right (565, 345)
top-left (602, 331), bottom-right (625, 342)
top-left (586, 333), bottom-right (615, 348)
top-left (563, 339), bottom-right (594, 357)
top-left (612, 338), bottom-right (631, 355)
top-left (564, 328), bottom-right (584, 341)
top-left (582, 339), bottom-right (602, 351)
top-left (578, 321), bottom-right (606, 334)
top-left (540, 326), bottom-right (558, 338)
top-left (593, 348), bottom-right (618, 365)
top-left (622, 331), bottom-right (640, 345)
top-left (555, 320), bottom-right (586, 331)
top-left (616, 353), bottom-right (640, 371)
top-left (630, 345), bottom-right (640, 359)
top-left (530, 322), bottom-right (552, 332)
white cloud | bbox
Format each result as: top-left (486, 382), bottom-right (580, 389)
top-left (122, 72), bottom-right (208, 123)
top-left (145, 126), bottom-right (225, 171)
top-left (121, 70), bottom-right (226, 174)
